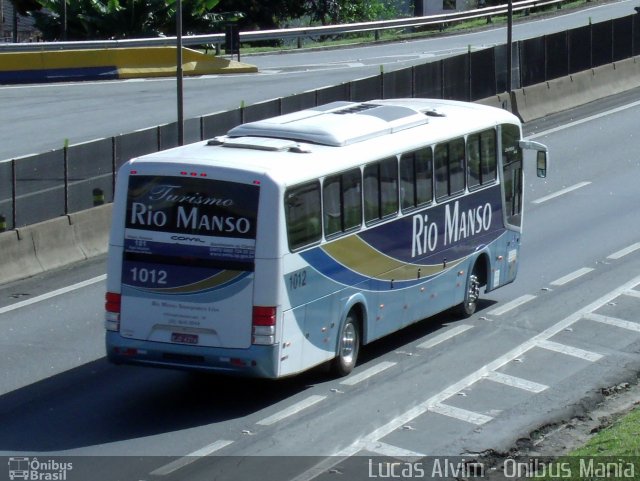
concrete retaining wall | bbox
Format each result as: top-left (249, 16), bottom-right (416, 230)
top-left (2, 57), bottom-right (639, 286)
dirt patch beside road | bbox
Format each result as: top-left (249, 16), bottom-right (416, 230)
top-left (481, 378), bottom-right (640, 479)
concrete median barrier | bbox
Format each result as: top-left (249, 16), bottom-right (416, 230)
top-left (477, 92), bottom-right (513, 113)
top-left (512, 56), bottom-right (640, 122)
top-left (0, 229), bottom-right (43, 285)
top-left (18, 216), bottom-right (86, 274)
top-left (0, 205), bottom-right (112, 286)
top-left (0, 47), bottom-right (257, 84)
top-left (70, 204), bottom-right (112, 258)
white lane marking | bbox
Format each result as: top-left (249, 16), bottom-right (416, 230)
top-left (528, 96), bottom-right (640, 139)
top-left (0, 275), bottom-right (106, 315)
top-left (340, 361), bottom-right (396, 386)
top-left (536, 339), bottom-right (603, 362)
top-left (607, 242), bottom-right (640, 260)
top-left (150, 440), bottom-right (234, 476)
top-left (487, 294), bottom-right (536, 316)
top-left (550, 267), bottom-right (594, 286)
top-left (428, 403), bottom-right (493, 425)
top-left (583, 312), bottom-right (640, 333)
top-left (365, 441), bottom-right (425, 460)
top-left (624, 289), bottom-right (640, 299)
top-left (256, 395), bottom-right (326, 426)
top-left (289, 274), bottom-right (640, 481)
top-left (531, 181), bottom-right (591, 204)
top-left (484, 371), bottom-right (548, 393)
top-left (417, 324), bottom-right (473, 349)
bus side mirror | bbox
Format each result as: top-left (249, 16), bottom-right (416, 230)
top-left (536, 151), bottom-right (548, 178)
top-left (519, 140), bottom-right (549, 179)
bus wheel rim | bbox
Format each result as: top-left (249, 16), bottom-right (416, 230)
top-left (340, 323), bottom-right (356, 363)
top-left (467, 274), bottom-right (480, 305)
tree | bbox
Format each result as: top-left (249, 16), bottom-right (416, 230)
top-left (28, 0), bottom-right (225, 40)
top-left (214, 0), bottom-right (305, 31)
top-left (18, 0), bottom-right (405, 41)
top-left (304, 0), bottom-right (405, 25)
top-left (10, 0), bottom-right (42, 16)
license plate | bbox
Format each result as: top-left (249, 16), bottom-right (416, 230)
top-left (171, 332), bottom-right (199, 344)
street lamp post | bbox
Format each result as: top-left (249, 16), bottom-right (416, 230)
top-left (507, 0), bottom-right (513, 93)
top-left (62, 0), bottom-right (67, 40)
top-left (176, 0), bottom-right (184, 146)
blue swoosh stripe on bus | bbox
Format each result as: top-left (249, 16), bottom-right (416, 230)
top-left (300, 245), bottom-right (463, 291)
top-left (125, 270), bottom-right (251, 295)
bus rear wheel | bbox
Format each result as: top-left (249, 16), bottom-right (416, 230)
top-left (458, 270), bottom-right (480, 318)
top-left (331, 311), bottom-right (360, 377)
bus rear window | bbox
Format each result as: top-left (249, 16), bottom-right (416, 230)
top-left (285, 181), bottom-right (322, 251)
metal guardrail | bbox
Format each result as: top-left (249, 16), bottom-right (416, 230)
top-left (0, 0), bottom-right (565, 52)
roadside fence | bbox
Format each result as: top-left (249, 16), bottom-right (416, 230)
top-left (1, 13), bottom-right (639, 231)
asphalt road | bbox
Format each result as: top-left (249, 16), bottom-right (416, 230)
top-left (0, 0), bottom-right (637, 161)
top-left (0, 89), bottom-right (640, 481)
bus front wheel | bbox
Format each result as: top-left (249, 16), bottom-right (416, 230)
top-left (331, 311), bottom-right (360, 377)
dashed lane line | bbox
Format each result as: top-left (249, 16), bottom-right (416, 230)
top-left (340, 361), bottom-right (397, 386)
top-left (531, 181), bottom-right (591, 204)
top-left (0, 275), bottom-right (106, 315)
top-left (607, 242), bottom-right (640, 260)
top-left (417, 324), bottom-right (473, 349)
top-left (256, 395), bottom-right (326, 426)
top-left (150, 440), bottom-right (234, 476)
top-left (550, 267), bottom-right (594, 286)
top-left (487, 294), bottom-right (536, 316)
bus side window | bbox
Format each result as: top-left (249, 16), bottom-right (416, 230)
top-left (468, 129), bottom-right (497, 190)
top-left (435, 138), bottom-right (465, 201)
top-left (364, 157), bottom-right (398, 224)
top-left (400, 147), bottom-right (433, 212)
top-left (285, 181), bottom-right (322, 251)
top-left (323, 168), bottom-right (362, 237)
top-left (481, 129), bottom-right (497, 183)
top-left (450, 138), bottom-right (465, 195)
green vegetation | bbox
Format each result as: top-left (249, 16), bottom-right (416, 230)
top-left (538, 403), bottom-right (640, 480)
top-left (239, 0), bottom-right (601, 53)
top-left (10, 0), bottom-right (406, 41)
top-left (10, 0), bottom-right (600, 48)
top-left (572, 406), bottom-right (640, 457)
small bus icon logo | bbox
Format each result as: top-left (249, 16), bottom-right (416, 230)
top-left (7, 457), bottom-right (30, 480)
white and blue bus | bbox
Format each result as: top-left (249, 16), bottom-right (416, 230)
top-left (105, 99), bottom-right (548, 378)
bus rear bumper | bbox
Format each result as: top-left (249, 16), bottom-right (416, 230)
top-left (105, 332), bottom-right (279, 378)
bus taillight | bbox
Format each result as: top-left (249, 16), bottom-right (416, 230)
top-left (105, 292), bottom-right (121, 332)
top-left (252, 306), bottom-right (276, 345)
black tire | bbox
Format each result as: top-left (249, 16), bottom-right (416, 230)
top-left (458, 269), bottom-right (480, 318)
top-left (330, 311), bottom-right (360, 377)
